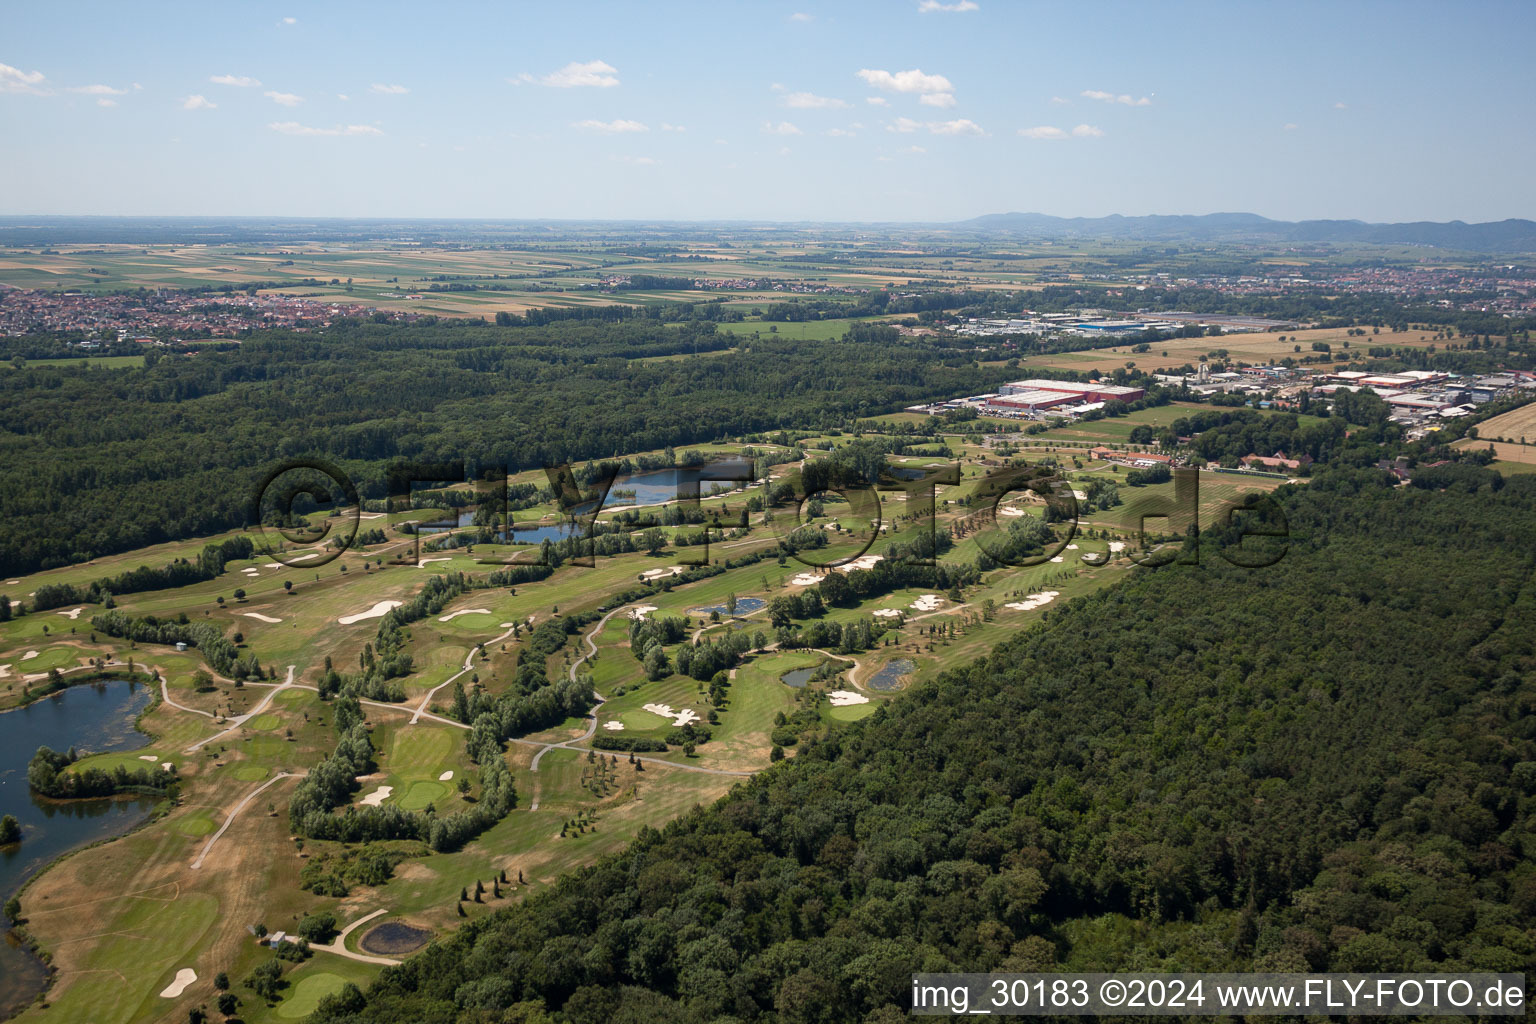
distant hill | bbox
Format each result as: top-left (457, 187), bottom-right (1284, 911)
top-left (958, 211), bottom-right (1536, 252)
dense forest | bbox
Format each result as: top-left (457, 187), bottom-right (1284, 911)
top-left (307, 470), bottom-right (1536, 1023)
top-left (0, 320), bottom-right (1015, 575)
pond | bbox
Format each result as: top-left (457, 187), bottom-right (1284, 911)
top-left (360, 920), bottom-right (433, 956)
top-left (416, 514), bottom-right (582, 544)
top-left (0, 679), bottom-right (159, 1016)
top-left (689, 597), bottom-right (765, 617)
top-left (780, 667), bottom-right (815, 689)
top-left (866, 659), bottom-right (915, 692)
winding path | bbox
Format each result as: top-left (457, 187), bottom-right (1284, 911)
top-left (410, 621), bottom-right (523, 724)
top-left (190, 770), bottom-right (304, 870)
top-left (185, 664), bottom-right (297, 753)
top-left (525, 603), bottom-right (754, 810)
top-left (308, 908), bottom-right (402, 966)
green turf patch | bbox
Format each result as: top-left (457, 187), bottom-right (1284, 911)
top-left (230, 763), bottom-right (268, 782)
top-left (278, 972), bottom-right (348, 1019)
top-left (276, 688), bottom-right (311, 704)
top-left (174, 810), bottom-right (216, 837)
top-left (246, 713), bottom-right (280, 731)
top-left (397, 781), bottom-right (447, 810)
top-left (829, 703), bottom-right (878, 722)
top-left (246, 736), bottom-right (286, 758)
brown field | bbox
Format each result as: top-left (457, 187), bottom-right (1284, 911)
top-left (1018, 325), bottom-right (1443, 373)
top-left (1452, 438), bottom-right (1536, 465)
top-left (1470, 403), bottom-right (1536, 445)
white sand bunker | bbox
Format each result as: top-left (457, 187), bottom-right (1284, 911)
top-left (1066, 544), bottom-right (1079, 550)
top-left (828, 690), bottom-right (869, 707)
top-left (871, 608), bottom-right (903, 619)
top-left (789, 573), bottom-right (822, 586)
top-left (359, 785), bottom-right (393, 807)
top-left (909, 594), bottom-right (944, 612)
top-left (338, 600), bottom-right (403, 625)
top-left (56, 607), bottom-right (84, 620)
top-left (1049, 556), bottom-right (1064, 563)
top-left (21, 651), bottom-right (38, 661)
top-left (1005, 590), bottom-right (1061, 613)
top-left (159, 968), bottom-right (197, 999)
top-left (289, 552), bottom-right (320, 563)
top-left (1072, 489), bottom-right (1088, 500)
top-left (642, 703), bottom-right (701, 728)
top-left (358, 512), bottom-right (384, 519)
top-left (835, 554), bottom-right (884, 573)
top-left (161, 762), bottom-right (174, 772)
top-left (139, 754), bottom-right (158, 762)
top-left (603, 721), bottom-right (625, 731)
top-left (998, 505), bottom-right (1025, 517)
top-left (639, 566), bottom-right (682, 581)
top-left (437, 608), bottom-right (490, 622)
top-left (264, 563), bottom-right (283, 569)
top-left (628, 605), bottom-right (658, 620)
top-left (0, 666), bottom-right (10, 679)
top-left (417, 558), bottom-right (450, 567)
top-left (242, 612), bottom-right (282, 624)
top-left (5, 580), bottom-right (18, 586)
top-left (438, 770), bottom-right (454, 781)
top-left (1109, 541), bottom-right (1127, 552)
top-left (242, 567), bottom-right (260, 574)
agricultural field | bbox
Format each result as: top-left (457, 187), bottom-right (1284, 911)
top-left (1470, 402), bottom-right (1536, 445)
top-left (1016, 325), bottom-right (1445, 374)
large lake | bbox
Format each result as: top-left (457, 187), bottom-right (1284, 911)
top-left (0, 680), bottom-right (158, 1018)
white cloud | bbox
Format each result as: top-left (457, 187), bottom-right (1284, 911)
top-left (97, 98), bottom-right (117, 107)
top-left (929, 118), bottom-right (983, 135)
top-left (857, 68), bottom-right (954, 96)
top-left (866, 96), bottom-right (888, 106)
top-left (1071, 124), bottom-right (1103, 137)
top-left (371, 83), bottom-right (409, 95)
top-left (762, 121), bottom-right (803, 135)
top-left (784, 91), bottom-right (848, 109)
top-left (1082, 89), bottom-right (1151, 106)
top-left (824, 127), bottom-right (857, 137)
top-left (68, 84), bottom-right (127, 96)
top-left (1283, 122), bottom-right (1299, 131)
top-left (790, 11), bottom-right (814, 20)
top-left (1050, 95), bottom-right (1068, 105)
top-left (918, 92), bottom-right (955, 108)
top-left (904, 144), bottom-right (928, 153)
top-left (0, 63), bottom-right (49, 95)
top-left (886, 116), bottom-right (982, 136)
top-left (264, 90), bottom-right (303, 107)
top-left (1018, 125), bottom-right (1068, 139)
top-left (517, 60), bottom-right (620, 88)
top-left (210, 74), bottom-right (261, 87)
top-left (918, 0), bottom-right (979, 10)
top-left (337, 93), bottom-right (349, 101)
top-left (268, 121), bottom-right (383, 136)
top-left (182, 94), bottom-right (217, 110)
top-left (280, 16), bottom-right (296, 24)
top-left (573, 118), bottom-right (648, 132)
top-left (1333, 101), bottom-right (1347, 109)
top-left (660, 122), bottom-right (686, 132)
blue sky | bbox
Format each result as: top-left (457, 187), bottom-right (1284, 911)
top-left (3, 0), bottom-right (1533, 222)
